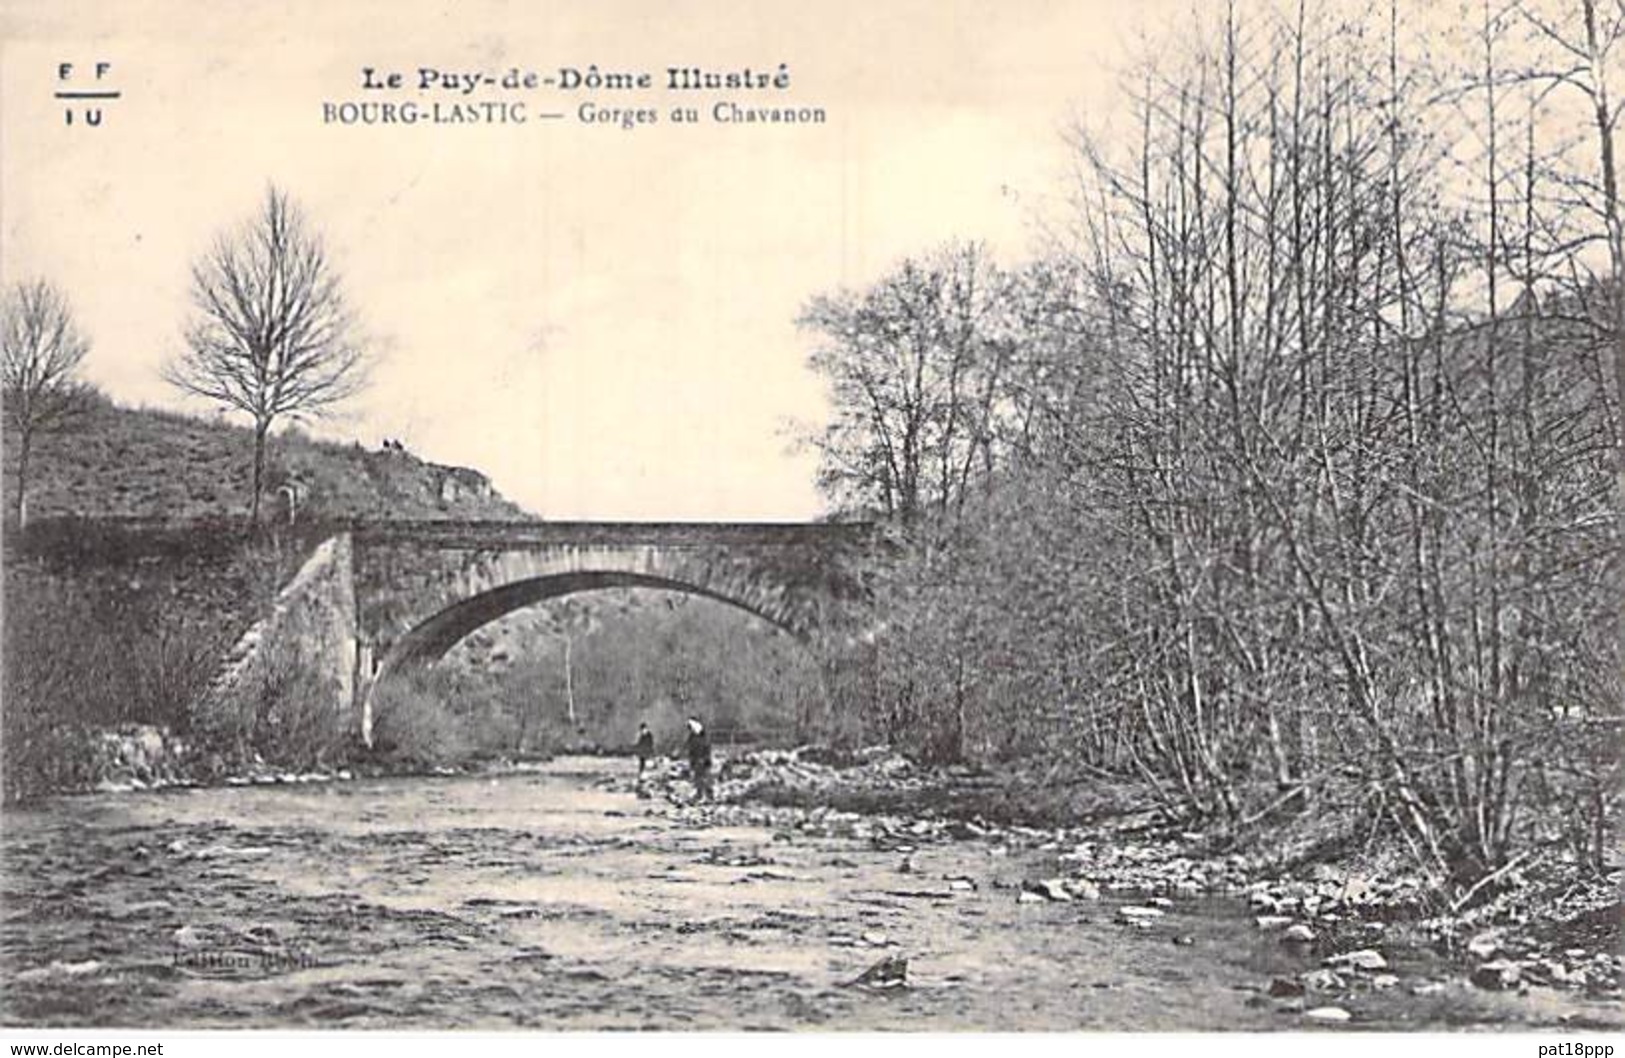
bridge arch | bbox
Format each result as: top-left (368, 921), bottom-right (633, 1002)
top-left (374, 568), bottom-right (804, 680)
top-left (354, 533), bottom-right (854, 743)
top-left (362, 570), bottom-right (807, 743)
top-left (198, 520), bottom-right (872, 748)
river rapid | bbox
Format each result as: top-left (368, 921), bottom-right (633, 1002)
top-left (2, 757), bottom-right (1618, 1031)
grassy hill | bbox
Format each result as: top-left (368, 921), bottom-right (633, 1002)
top-left (2, 394), bottom-right (534, 523)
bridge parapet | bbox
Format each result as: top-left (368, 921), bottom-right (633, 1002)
top-left (348, 518), bottom-right (875, 549)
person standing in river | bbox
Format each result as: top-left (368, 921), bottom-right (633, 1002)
top-left (685, 717), bottom-right (714, 803)
top-left (633, 721), bottom-right (656, 796)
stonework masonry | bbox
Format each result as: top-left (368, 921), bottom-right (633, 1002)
top-left (197, 520), bottom-right (873, 746)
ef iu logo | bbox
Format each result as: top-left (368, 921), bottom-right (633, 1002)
top-left (57, 61), bottom-right (122, 126)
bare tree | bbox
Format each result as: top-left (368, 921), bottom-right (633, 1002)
top-left (2, 279), bottom-right (93, 525)
top-left (1502, 0), bottom-right (1625, 714)
top-left (798, 242), bottom-right (1013, 526)
top-left (165, 186), bottom-right (368, 523)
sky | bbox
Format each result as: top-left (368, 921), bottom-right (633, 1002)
top-left (0, 0), bottom-right (1172, 520)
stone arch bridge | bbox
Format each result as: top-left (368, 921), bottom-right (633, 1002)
top-left (207, 519), bottom-right (876, 741)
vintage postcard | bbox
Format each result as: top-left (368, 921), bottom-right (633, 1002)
top-left (1, 0), bottom-right (1620, 1047)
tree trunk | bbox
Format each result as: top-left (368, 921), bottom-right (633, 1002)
top-left (250, 420), bottom-right (269, 524)
top-left (564, 634), bottom-right (576, 727)
top-left (516, 683), bottom-right (532, 755)
top-left (1578, 0), bottom-right (1625, 694)
top-left (14, 433), bottom-right (29, 527)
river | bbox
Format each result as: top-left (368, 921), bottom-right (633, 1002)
top-left (1, 757), bottom-right (1617, 1031)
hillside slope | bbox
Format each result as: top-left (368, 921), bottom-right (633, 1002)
top-left (1, 396), bottom-right (534, 523)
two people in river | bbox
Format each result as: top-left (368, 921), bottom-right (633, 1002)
top-left (632, 716), bottom-right (714, 802)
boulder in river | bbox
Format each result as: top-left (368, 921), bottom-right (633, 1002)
top-left (1466, 929), bottom-right (1505, 960)
top-left (1534, 959), bottom-right (1575, 986)
top-left (1304, 1006), bottom-right (1353, 1023)
top-left (1117, 905), bottom-right (1165, 922)
top-left (1325, 948), bottom-right (1387, 972)
top-left (1301, 968), bottom-right (1345, 991)
top-left (1025, 878), bottom-right (1073, 902)
top-left (847, 955), bottom-right (909, 990)
top-left (1282, 923), bottom-right (1317, 943)
top-left (1269, 976), bottom-right (1306, 998)
top-left (1255, 915), bottom-right (1294, 931)
top-left (1340, 876), bottom-right (1376, 903)
top-left (1067, 878), bottom-right (1102, 900)
top-left (1471, 959), bottom-right (1523, 991)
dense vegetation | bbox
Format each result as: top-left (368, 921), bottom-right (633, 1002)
top-left (0, 521), bottom-right (322, 800)
top-left (796, 1), bottom-right (1622, 892)
top-left (0, 399), bottom-right (532, 801)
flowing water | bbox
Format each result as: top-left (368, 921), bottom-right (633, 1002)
top-left (2, 757), bottom-right (1617, 1031)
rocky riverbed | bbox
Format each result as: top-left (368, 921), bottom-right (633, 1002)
top-left (622, 744), bottom-right (1625, 1022)
top-left (7, 750), bottom-right (1617, 1030)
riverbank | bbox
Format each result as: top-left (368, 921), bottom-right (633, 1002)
top-left (620, 744), bottom-right (1624, 1021)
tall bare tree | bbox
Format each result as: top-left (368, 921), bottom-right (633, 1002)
top-left (165, 186), bottom-right (368, 523)
top-left (798, 242), bottom-right (1013, 526)
top-left (2, 278), bottom-right (93, 526)
top-left (1504, 0), bottom-right (1625, 699)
